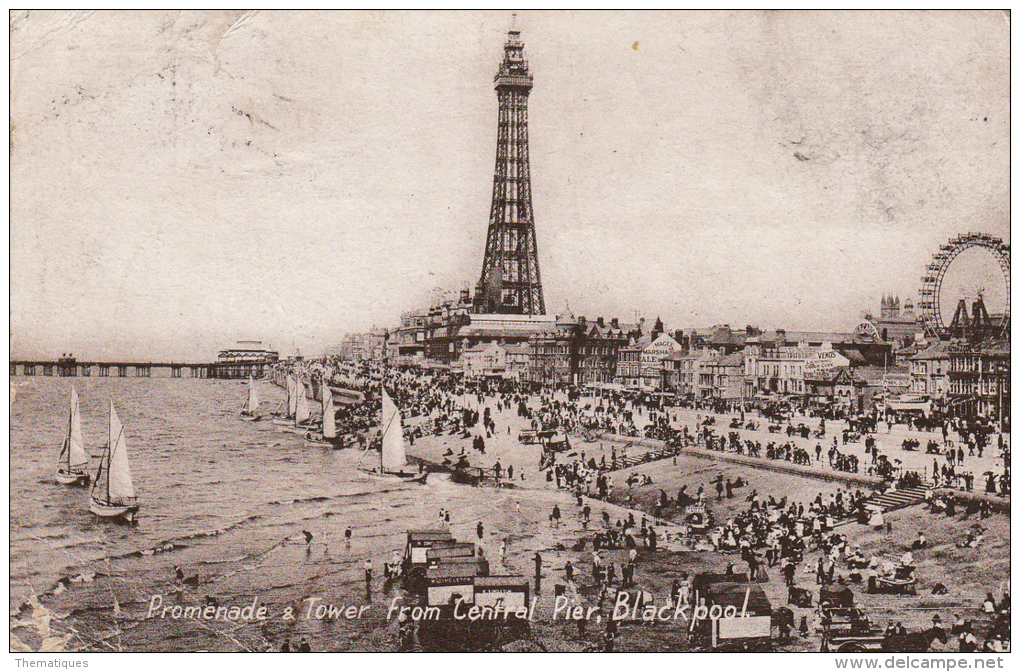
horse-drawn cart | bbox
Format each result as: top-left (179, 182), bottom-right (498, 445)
top-left (820, 625), bottom-right (886, 652)
top-left (819, 591), bottom-right (944, 652)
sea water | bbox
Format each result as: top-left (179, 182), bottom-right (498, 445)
top-left (9, 376), bottom-right (512, 651)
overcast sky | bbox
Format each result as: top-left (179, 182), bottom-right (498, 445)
top-left (10, 10), bottom-right (1010, 360)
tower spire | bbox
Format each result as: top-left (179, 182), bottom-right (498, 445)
top-left (475, 25), bottom-right (546, 316)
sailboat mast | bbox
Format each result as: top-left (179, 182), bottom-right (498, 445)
top-left (90, 441), bottom-right (108, 501)
top-left (67, 388), bottom-right (74, 445)
top-left (59, 389), bottom-right (73, 469)
top-left (107, 402), bottom-right (113, 503)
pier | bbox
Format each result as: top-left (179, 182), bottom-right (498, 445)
top-left (9, 358), bottom-right (274, 379)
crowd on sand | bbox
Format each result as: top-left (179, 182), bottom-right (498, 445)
top-left (277, 357), bottom-right (1010, 500)
top-left (268, 359), bottom-right (1010, 652)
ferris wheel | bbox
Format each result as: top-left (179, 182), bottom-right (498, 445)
top-left (918, 232), bottom-right (1010, 340)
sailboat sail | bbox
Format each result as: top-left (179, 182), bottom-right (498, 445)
top-left (295, 381), bottom-right (311, 425)
top-left (92, 457), bottom-right (107, 495)
top-left (58, 437), bottom-right (70, 470)
top-left (67, 387), bottom-right (88, 469)
top-left (381, 389), bottom-right (406, 471)
top-left (322, 385), bottom-right (337, 439)
top-left (287, 376), bottom-right (298, 418)
top-left (107, 402), bottom-right (136, 502)
top-left (244, 376), bottom-right (260, 414)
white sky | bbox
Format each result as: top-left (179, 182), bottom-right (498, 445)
top-left (9, 10), bottom-right (1010, 360)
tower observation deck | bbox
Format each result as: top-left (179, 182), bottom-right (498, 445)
top-left (475, 29), bottom-right (546, 316)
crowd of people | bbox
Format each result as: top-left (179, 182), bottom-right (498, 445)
top-left (273, 356), bottom-right (1009, 493)
top-left (264, 357), bottom-right (1010, 652)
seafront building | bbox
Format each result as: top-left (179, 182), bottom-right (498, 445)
top-left (211, 341), bottom-right (279, 379)
top-left (339, 329), bottom-right (388, 363)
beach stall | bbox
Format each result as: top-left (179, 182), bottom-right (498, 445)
top-left (426, 543), bottom-right (477, 565)
top-left (691, 578), bottom-right (774, 652)
top-left (425, 564), bottom-right (480, 606)
top-left (404, 529), bottom-right (454, 564)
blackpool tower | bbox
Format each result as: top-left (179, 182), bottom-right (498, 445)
top-left (475, 28), bottom-right (546, 316)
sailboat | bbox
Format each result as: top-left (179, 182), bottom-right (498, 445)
top-left (278, 379), bottom-right (315, 434)
top-left (240, 375), bottom-right (261, 421)
top-left (55, 386), bottom-right (90, 486)
top-left (359, 388), bottom-right (427, 483)
top-left (272, 375), bottom-right (298, 424)
top-left (89, 401), bottom-right (140, 523)
top-left (295, 382), bottom-right (311, 426)
top-left (305, 384), bottom-right (343, 447)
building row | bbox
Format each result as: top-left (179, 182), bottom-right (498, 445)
top-left (906, 340), bottom-right (1010, 419)
top-left (338, 299), bottom-right (1006, 420)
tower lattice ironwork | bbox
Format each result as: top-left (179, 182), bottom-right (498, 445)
top-left (476, 29), bottom-right (546, 316)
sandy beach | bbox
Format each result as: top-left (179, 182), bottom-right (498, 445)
top-left (11, 389), bottom-right (1009, 653)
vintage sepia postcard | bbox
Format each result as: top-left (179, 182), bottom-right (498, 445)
top-left (8, 10), bottom-right (1010, 661)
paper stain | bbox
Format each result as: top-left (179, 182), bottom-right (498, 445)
top-left (632, 41), bottom-right (639, 51)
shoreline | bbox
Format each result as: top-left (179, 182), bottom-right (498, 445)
top-left (11, 382), bottom-right (1010, 653)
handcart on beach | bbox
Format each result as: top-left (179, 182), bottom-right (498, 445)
top-left (818, 586), bottom-right (855, 610)
top-left (517, 429), bottom-right (539, 444)
top-left (540, 430), bottom-right (570, 453)
top-left (683, 503), bottom-right (712, 538)
top-left (867, 565), bottom-right (918, 596)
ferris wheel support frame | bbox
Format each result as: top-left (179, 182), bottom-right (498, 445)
top-left (917, 232), bottom-right (1010, 341)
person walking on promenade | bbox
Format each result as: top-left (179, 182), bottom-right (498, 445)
top-left (533, 552), bottom-right (543, 593)
top-left (477, 521), bottom-right (485, 540)
top-left (364, 558), bottom-right (373, 599)
top-left (551, 504), bottom-right (561, 529)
